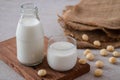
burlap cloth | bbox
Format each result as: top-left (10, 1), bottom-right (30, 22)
top-left (59, 0), bottom-right (120, 49)
top-left (62, 0), bottom-right (120, 30)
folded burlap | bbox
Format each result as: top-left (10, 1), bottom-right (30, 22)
top-left (58, 0), bottom-right (120, 49)
top-left (62, 0), bottom-right (120, 30)
top-left (59, 0), bottom-right (120, 38)
top-left (59, 17), bottom-right (120, 39)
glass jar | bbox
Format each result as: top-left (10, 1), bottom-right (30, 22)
top-left (47, 35), bottom-right (77, 71)
top-left (16, 3), bottom-right (44, 66)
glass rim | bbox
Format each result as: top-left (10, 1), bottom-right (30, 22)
top-left (48, 35), bottom-right (77, 50)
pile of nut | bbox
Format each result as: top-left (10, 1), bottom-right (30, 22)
top-left (37, 44), bottom-right (120, 78)
top-left (79, 44), bottom-right (120, 77)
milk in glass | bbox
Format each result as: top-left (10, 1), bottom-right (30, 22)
top-left (47, 36), bottom-right (77, 71)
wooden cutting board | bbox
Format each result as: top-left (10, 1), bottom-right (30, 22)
top-left (0, 37), bottom-right (90, 80)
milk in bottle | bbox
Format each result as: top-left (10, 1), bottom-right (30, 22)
top-left (16, 3), bottom-right (44, 66)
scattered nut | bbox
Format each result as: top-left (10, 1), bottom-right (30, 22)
top-left (86, 53), bottom-right (95, 61)
top-left (112, 51), bottom-right (120, 57)
top-left (82, 34), bottom-right (89, 41)
top-left (83, 49), bottom-right (91, 56)
top-left (94, 69), bottom-right (103, 77)
top-left (106, 45), bottom-right (114, 52)
top-left (38, 69), bottom-right (47, 77)
top-left (95, 60), bottom-right (104, 68)
top-left (100, 49), bottom-right (108, 56)
top-left (109, 57), bottom-right (117, 64)
top-left (93, 40), bottom-right (101, 46)
top-left (79, 59), bottom-right (87, 64)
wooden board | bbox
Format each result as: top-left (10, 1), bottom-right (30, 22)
top-left (0, 37), bottom-right (90, 80)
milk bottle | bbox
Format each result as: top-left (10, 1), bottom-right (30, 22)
top-left (16, 3), bottom-right (44, 66)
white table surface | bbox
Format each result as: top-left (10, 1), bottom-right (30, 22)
top-left (0, 61), bottom-right (25, 80)
top-left (0, 0), bottom-right (120, 80)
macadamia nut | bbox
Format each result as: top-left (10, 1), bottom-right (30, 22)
top-left (86, 54), bottom-right (95, 61)
top-left (82, 34), bottom-right (89, 41)
top-left (109, 57), bottom-right (117, 64)
top-left (100, 49), bottom-right (108, 56)
top-left (112, 51), bottom-right (120, 57)
top-left (83, 49), bottom-right (91, 56)
top-left (106, 45), bottom-right (114, 52)
top-left (94, 69), bottom-right (103, 77)
top-left (93, 40), bottom-right (101, 46)
top-left (38, 69), bottom-right (47, 77)
top-left (79, 59), bottom-right (87, 64)
top-left (95, 60), bottom-right (104, 68)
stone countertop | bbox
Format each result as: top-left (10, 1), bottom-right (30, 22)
top-left (0, 0), bottom-right (120, 80)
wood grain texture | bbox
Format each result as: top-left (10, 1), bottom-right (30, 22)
top-left (0, 37), bottom-right (90, 80)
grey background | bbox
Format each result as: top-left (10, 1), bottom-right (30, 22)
top-left (0, 0), bottom-right (120, 80)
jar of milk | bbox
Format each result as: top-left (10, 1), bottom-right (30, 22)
top-left (16, 3), bottom-right (44, 66)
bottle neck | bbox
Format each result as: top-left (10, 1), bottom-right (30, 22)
top-left (20, 3), bottom-right (39, 20)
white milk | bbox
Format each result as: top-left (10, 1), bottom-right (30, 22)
top-left (16, 17), bottom-right (44, 66)
top-left (47, 41), bottom-right (77, 71)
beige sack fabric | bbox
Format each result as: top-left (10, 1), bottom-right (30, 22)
top-left (58, 0), bottom-right (120, 49)
top-left (62, 0), bottom-right (120, 29)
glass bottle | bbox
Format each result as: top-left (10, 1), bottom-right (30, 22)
top-left (16, 3), bottom-right (44, 66)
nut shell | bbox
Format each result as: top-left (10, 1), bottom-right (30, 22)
top-left (94, 69), bottom-right (103, 77)
top-left (38, 69), bottom-right (47, 77)
top-left (95, 60), bottom-right (104, 68)
top-left (86, 54), bottom-right (95, 61)
top-left (109, 57), bottom-right (117, 64)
